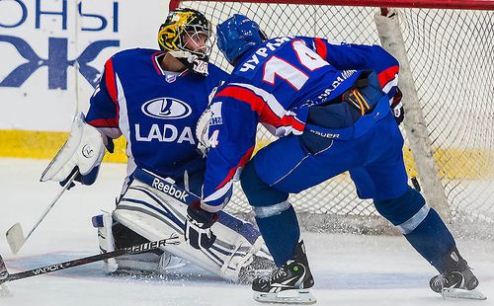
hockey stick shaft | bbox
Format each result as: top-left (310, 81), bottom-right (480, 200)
top-left (6, 171), bottom-right (79, 254)
top-left (25, 171), bottom-right (79, 241)
top-left (0, 234), bottom-right (181, 284)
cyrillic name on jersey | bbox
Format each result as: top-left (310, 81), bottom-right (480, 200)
top-left (239, 36), bottom-right (293, 72)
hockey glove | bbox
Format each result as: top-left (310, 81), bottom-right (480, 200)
top-left (41, 113), bottom-right (107, 188)
top-left (185, 200), bottom-right (218, 250)
top-left (59, 166), bottom-right (101, 190)
top-left (390, 87), bottom-right (404, 125)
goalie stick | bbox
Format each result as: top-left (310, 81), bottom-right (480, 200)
top-left (0, 233), bottom-right (181, 287)
top-left (5, 170), bottom-right (79, 255)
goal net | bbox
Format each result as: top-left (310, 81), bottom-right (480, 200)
top-left (173, 0), bottom-right (494, 230)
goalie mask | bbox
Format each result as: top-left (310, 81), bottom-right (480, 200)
top-left (158, 8), bottom-right (213, 76)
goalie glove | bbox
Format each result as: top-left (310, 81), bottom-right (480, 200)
top-left (390, 87), bottom-right (404, 125)
top-left (40, 113), bottom-right (107, 188)
top-left (185, 200), bottom-right (219, 250)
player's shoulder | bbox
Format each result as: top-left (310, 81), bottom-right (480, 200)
top-left (233, 36), bottom-right (295, 75)
top-left (264, 36), bottom-right (295, 46)
top-left (293, 35), bottom-right (315, 44)
top-left (294, 35), bottom-right (344, 47)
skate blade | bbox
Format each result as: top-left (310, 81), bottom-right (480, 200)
top-left (442, 287), bottom-right (487, 300)
top-left (254, 289), bottom-right (317, 305)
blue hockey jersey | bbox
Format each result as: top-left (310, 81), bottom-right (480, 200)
top-left (85, 48), bottom-right (229, 178)
top-left (201, 36), bottom-right (399, 212)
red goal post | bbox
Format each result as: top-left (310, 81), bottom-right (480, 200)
top-left (171, 0), bottom-right (494, 232)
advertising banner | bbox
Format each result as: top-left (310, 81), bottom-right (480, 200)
top-left (0, 0), bottom-right (169, 160)
top-left (0, 0), bottom-right (169, 131)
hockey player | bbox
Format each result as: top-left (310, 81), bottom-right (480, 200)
top-left (40, 9), bottom-right (271, 282)
top-left (187, 14), bottom-right (485, 303)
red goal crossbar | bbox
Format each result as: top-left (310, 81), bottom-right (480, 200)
top-left (170, 0), bottom-right (494, 10)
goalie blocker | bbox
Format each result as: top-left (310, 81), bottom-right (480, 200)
top-left (104, 168), bottom-right (272, 282)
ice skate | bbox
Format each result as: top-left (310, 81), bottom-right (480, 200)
top-left (430, 248), bottom-right (486, 300)
top-left (252, 241), bottom-right (316, 305)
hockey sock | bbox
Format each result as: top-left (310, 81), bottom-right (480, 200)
top-left (255, 205), bottom-right (300, 267)
top-left (374, 187), bottom-right (456, 273)
top-left (241, 162), bottom-right (301, 266)
top-left (404, 208), bottom-right (456, 273)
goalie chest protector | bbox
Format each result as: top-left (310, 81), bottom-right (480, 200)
top-left (86, 48), bottom-right (229, 178)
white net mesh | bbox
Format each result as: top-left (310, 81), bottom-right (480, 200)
top-left (178, 1), bottom-right (494, 225)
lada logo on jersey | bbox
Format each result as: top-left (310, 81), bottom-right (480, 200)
top-left (141, 97), bottom-right (192, 120)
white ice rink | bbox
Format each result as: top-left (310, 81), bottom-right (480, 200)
top-left (0, 158), bottom-right (493, 306)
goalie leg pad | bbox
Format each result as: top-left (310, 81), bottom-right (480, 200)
top-left (92, 212), bottom-right (118, 273)
top-left (93, 213), bottom-right (178, 274)
top-left (113, 168), bottom-right (268, 281)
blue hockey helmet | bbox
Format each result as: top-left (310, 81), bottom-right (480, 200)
top-left (216, 14), bottom-right (267, 65)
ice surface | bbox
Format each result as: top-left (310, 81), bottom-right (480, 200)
top-left (0, 158), bottom-right (493, 306)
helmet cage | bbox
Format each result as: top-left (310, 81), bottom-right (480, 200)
top-left (180, 24), bottom-right (214, 60)
top-left (158, 9), bottom-right (213, 61)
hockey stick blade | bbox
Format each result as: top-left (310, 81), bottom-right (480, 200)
top-left (5, 223), bottom-right (24, 255)
top-left (1, 233), bottom-right (182, 284)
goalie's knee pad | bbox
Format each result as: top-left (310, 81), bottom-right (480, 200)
top-left (113, 168), bottom-right (270, 282)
